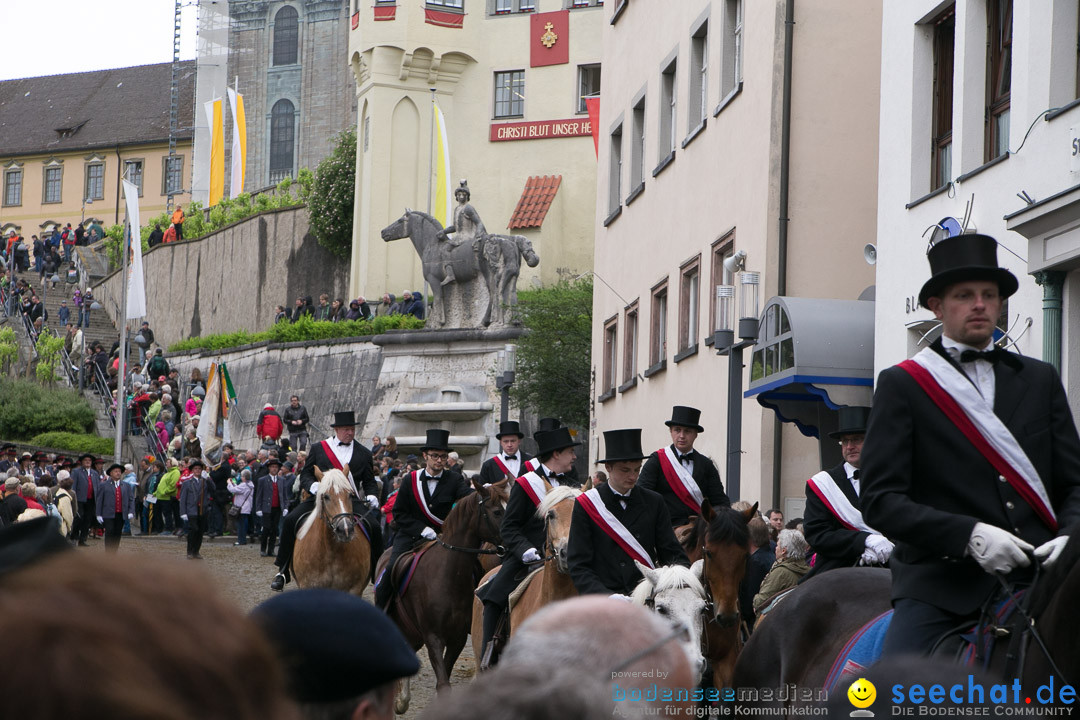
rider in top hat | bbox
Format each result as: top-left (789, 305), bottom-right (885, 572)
top-left (568, 429), bottom-right (688, 599)
top-left (527, 417), bottom-right (581, 485)
top-left (802, 406), bottom-right (892, 580)
top-left (374, 429), bottom-right (472, 610)
top-left (476, 425), bottom-right (581, 667)
top-left (637, 406), bottom-right (730, 528)
top-left (478, 421), bottom-right (534, 486)
top-left (271, 411), bottom-right (381, 592)
top-left (862, 233), bottom-right (1080, 656)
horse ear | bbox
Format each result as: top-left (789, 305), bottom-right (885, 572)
top-left (701, 500), bottom-right (715, 522)
top-left (582, 477), bottom-right (594, 492)
top-left (635, 559), bottom-right (660, 588)
top-left (471, 476), bottom-right (485, 495)
top-left (743, 502), bottom-right (759, 523)
top-left (690, 558), bottom-right (705, 580)
top-left (313, 466), bottom-right (323, 480)
top-left (405, 207), bottom-right (411, 214)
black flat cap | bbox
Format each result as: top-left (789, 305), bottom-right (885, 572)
top-left (251, 589), bottom-right (419, 704)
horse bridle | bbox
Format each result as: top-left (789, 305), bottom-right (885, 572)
top-left (435, 491), bottom-right (507, 557)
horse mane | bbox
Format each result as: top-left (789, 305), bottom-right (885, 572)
top-left (296, 469), bottom-right (352, 541)
top-left (535, 485), bottom-right (580, 518)
top-left (706, 506), bottom-right (751, 547)
top-left (437, 488), bottom-right (478, 539)
top-left (630, 564), bottom-right (705, 605)
top-left (1029, 533), bottom-right (1080, 618)
top-left (409, 209), bottom-right (444, 233)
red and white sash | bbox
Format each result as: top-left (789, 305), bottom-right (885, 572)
top-left (524, 457), bottom-right (540, 474)
top-left (491, 455), bottom-right (514, 479)
top-left (516, 471), bottom-right (549, 508)
top-left (899, 348), bottom-right (1058, 532)
top-left (656, 447), bottom-right (705, 514)
top-left (410, 471), bottom-right (444, 528)
top-left (319, 440), bottom-right (359, 496)
top-left (806, 470), bottom-right (876, 533)
top-left (577, 488), bottom-right (655, 569)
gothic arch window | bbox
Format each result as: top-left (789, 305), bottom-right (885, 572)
top-left (273, 6), bottom-right (299, 66)
top-left (269, 99), bottom-right (296, 183)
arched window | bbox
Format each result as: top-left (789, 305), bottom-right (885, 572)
top-left (269, 99), bottom-right (295, 183)
top-left (273, 6), bottom-right (299, 66)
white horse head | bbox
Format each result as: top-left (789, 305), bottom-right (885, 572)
top-left (631, 560), bottom-right (707, 679)
top-left (298, 469), bottom-right (356, 543)
top-left (535, 485), bottom-right (581, 573)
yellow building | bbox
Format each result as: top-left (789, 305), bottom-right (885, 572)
top-left (0, 62), bottom-right (194, 241)
top-left (347, 0), bottom-right (603, 299)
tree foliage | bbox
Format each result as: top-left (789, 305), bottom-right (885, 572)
top-left (307, 129), bottom-right (357, 259)
top-left (30, 431), bottom-right (114, 454)
top-left (512, 277), bottom-right (593, 429)
top-left (34, 333), bottom-right (66, 385)
top-left (0, 378), bottom-right (96, 440)
top-left (0, 327), bottom-right (17, 374)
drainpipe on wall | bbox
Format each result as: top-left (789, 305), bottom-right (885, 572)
top-left (1034, 271), bottom-right (1065, 373)
top-left (114, 144), bottom-right (123, 225)
top-left (772, 0), bottom-right (795, 510)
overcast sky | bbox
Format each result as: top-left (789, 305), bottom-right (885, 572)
top-left (1, 0), bottom-right (199, 81)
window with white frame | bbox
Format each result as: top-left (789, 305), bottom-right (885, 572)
top-left (931, 7), bottom-right (954, 190)
top-left (690, 21), bottom-right (708, 128)
top-left (985, 0), bottom-right (1012, 161)
top-left (630, 97), bottom-right (646, 191)
top-left (721, 0), bottom-right (743, 99)
top-left (85, 163), bottom-right (105, 201)
top-left (428, 0), bottom-right (464, 8)
top-left (43, 165), bottom-right (63, 204)
top-left (494, 71), bottom-right (525, 118)
top-left (578, 64), bottom-right (601, 114)
top-left (124, 160), bottom-right (144, 196)
top-left (660, 58), bottom-right (677, 160)
top-left (609, 123), bottom-right (623, 215)
top-left (602, 316), bottom-right (618, 396)
top-left (623, 302), bottom-right (638, 386)
top-left (650, 280), bottom-right (668, 369)
top-left (3, 169), bottom-right (22, 207)
top-left (680, 257), bottom-right (700, 351)
top-left (163, 155), bottom-right (184, 195)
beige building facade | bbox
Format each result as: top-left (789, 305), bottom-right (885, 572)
top-left (0, 62), bottom-right (194, 240)
top-left (347, 0), bottom-right (603, 300)
top-left (591, 0), bottom-right (881, 513)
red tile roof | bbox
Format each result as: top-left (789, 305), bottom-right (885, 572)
top-left (508, 175), bottom-right (561, 229)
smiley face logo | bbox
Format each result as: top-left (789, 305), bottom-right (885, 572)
top-left (848, 678), bottom-right (876, 709)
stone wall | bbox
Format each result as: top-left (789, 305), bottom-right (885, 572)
top-left (94, 205), bottom-right (350, 349)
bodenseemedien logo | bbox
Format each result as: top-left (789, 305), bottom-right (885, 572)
top-left (849, 677), bottom-right (877, 717)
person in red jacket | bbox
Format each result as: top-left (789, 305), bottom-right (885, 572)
top-left (256, 404), bottom-right (284, 441)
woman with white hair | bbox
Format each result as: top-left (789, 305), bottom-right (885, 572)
top-left (54, 471), bottom-right (76, 538)
top-left (753, 528), bottom-right (811, 615)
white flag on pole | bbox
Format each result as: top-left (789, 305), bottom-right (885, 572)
top-left (121, 179), bottom-right (146, 319)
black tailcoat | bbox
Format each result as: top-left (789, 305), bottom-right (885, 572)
top-left (300, 439), bottom-right (377, 497)
top-left (391, 469), bottom-right (472, 542)
top-left (478, 451), bottom-right (534, 486)
top-left (803, 463), bottom-right (868, 578)
top-left (862, 340), bottom-right (1080, 615)
top-left (638, 445), bottom-right (729, 526)
top-left (567, 483), bottom-right (688, 596)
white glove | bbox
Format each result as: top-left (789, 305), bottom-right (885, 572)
top-left (865, 533), bottom-right (894, 564)
top-left (256, 510), bottom-right (263, 517)
top-left (421, 527), bottom-right (437, 541)
top-left (608, 594), bottom-right (632, 602)
top-left (366, 494), bottom-right (379, 509)
top-left (522, 547), bottom-right (542, 563)
top-left (282, 509), bottom-right (289, 517)
top-left (1034, 536), bottom-right (1069, 568)
top-left (967, 522), bottom-right (1033, 575)
top-left (127, 513), bottom-right (133, 520)
top-left (181, 514), bottom-right (188, 522)
top-left (96, 516), bottom-right (104, 525)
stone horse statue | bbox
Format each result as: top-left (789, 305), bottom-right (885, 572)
top-left (380, 209), bottom-right (539, 328)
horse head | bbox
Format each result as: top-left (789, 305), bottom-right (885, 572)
top-left (515, 235), bottom-right (540, 268)
top-left (702, 503), bottom-right (756, 628)
top-left (316, 469), bottom-right (358, 543)
top-left (537, 486), bottom-right (581, 574)
top-left (632, 561), bottom-right (707, 680)
top-left (380, 209), bottom-right (411, 242)
top-left (472, 476), bottom-right (509, 547)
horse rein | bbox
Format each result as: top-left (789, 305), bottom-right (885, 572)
top-left (435, 492), bottom-right (506, 557)
top-left (992, 568), bottom-right (1069, 685)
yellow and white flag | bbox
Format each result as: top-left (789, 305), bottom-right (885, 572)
top-left (204, 98), bottom-right (225, 206)
top-left (227, 88), bottom-right (247, 199)
top-left (433, 103), bottom-right (452, 227)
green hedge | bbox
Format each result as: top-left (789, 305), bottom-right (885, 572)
top-left (0, 379), bottom-right (96, 440)
top-left (168, 314), bottom-right (426, 353)
top-left (29, 432), bottom-right (114, 455)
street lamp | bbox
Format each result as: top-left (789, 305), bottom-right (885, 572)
top-left (78, 300), bottom-right (102, 391)
top-left (712, 250), bottom-right (760, 501)
top-left (495, 343), bottom-right (516, 424)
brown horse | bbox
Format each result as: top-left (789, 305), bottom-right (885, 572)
top-left (379, 478), bottom-right (508, 713)
top-left (470, 484), bottom-right (581, 661)
top-left (699, 502), bottom-right (758, 689)
top-left (291, 469), bottom-right (371, 597)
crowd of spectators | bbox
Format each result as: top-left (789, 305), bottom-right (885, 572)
top-left (272, 288), bottom-right (426, 325)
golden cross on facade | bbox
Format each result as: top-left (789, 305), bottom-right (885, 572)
top-left (541, 22), bottom-right (558, 49)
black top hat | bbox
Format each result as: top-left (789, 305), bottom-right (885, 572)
top-left (266, 456), bottom-right (282, 468)
top-left (106, 463), bottom-right (125, 475)
top-left (535, 427), bottom-right (581, 456)
top-left (918, 234), bottom-right (1019, 308)
top-left (188, 459), bottom-right (205, 471)
top-left (598, 428), bottom-right (650, 464)
top-left (665, 406), bottom-right (704, 433)
top-left (420, 429), bottom-right (452, 453)
top-left (330, 411), bottom-right (358, 428)
top-left (827, 406), bottom-right (871, 439)
top-left (495, 421), bottom-right (525, 439)
top-left (534, 417), bottom-right (561, 439)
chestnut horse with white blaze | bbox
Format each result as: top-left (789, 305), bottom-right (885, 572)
top-left (291, 469), bottom-right (371, 597)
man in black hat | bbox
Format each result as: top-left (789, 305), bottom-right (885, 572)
top-left (802, 406), bottom-right (892, 579)
top-left (374, 429), bottom-right (472, 610)
top-left (478, 420), bottom-right (534, 486)
top-left (252, 589), bottom-right (419, 720)
top-left (0, 444), bottom-right (16, 474)
top-left (637, 405), bottom-right (729, 528)
top-left (271, 410), bottom-right (380, 592)
top-left (95, 462), bottom-right (135, 552)
top-left (70, 453), bottom-right (96, 546)
top-left (475, 425), bottom-right (580, 667)
top-left (568, 429), bottom-right (688, 599)
top-left (862, 233), bottom-right (1080, 656)
top-left (255, 457), bottom-right (290, 558)
top-left (179, 459), bottom-right (213, 560)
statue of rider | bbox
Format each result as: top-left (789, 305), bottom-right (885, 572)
top-left (435, 179), bottom-right (486, 286)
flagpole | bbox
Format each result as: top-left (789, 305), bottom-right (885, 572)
top-left (114, 218), bottom-right (130, 464)
top-left (424, 87), bottom-right (436, 316)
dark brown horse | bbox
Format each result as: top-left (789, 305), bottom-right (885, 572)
top-left (379, 478), bottom-right (508, 712)
top-left (733, 537), bottom-right (1080, 708)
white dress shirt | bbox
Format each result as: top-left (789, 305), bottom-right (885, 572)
top-left (844, 461), bottom-right (860, 497)
top-left (540, 463), bottom-right (562, 487)
top-left (501, 453), bottom-right (521, 477)
top-left (941, 336), bottom-right (996, 407)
